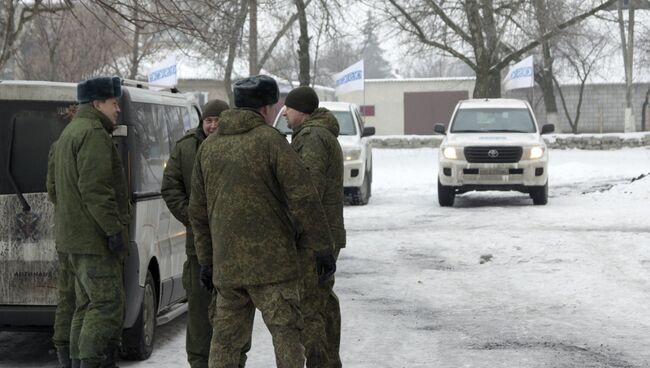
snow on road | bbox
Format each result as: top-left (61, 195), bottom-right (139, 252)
top-left (1, 147), bottom-right (649, 368)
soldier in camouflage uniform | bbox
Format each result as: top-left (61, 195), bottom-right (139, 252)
top-left (162, 99), bottom-right (250, 368)
top-left (47, 140), bottom-right (78, 368)
top-left (49, 76), bottom-right (130, 368)
top-left (188, 75), bottom-right (336, 368)
top-left (283, 86), bottom-right (346, 368)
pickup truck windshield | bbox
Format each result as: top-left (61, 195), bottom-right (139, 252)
top-left (450, 108), bottom-right (536, 133)
top-left (275, 110), bottom-right (357, 136)
top-left (0, 101), bottom-right (74, 195)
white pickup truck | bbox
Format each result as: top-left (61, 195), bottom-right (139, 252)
top-left (274, 101), bottom-right (375, 205)
top-left (435, 98), bottom-right (555, 206)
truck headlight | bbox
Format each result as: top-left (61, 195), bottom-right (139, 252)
top-left (343, 148), bottom-right (361, 161)
top-left (529, 146), bottom-right (544, 159)
top-left (442, 147), bottom-right (458, 160)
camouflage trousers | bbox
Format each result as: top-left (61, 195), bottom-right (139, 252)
top-left (68, 253), bottom-right (125, 364)
top-left (300, 249), bottom-right (342, 368)
top-left (210, 279), bottom-right (304, 368)
top-left (323, 274), bottom-right (341, 368)
top-left (53, 251), bottom-right (75, 350)
top-left (300, 250), bottom-right (329, 367)
top-left (183, 255), bottom-right (214, 368)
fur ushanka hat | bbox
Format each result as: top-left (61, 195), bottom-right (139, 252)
top-left (233, 75), bottom-right (279, 109)
top-left (77, 76), bottom-right (122, 103)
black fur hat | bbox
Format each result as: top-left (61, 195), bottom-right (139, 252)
top-left (233, 75), bottom-right (279, 108)
top-left (77, 76), bottom-right (122, 103)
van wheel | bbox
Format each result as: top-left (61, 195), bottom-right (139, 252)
top-left (349, 170), bottom-right (371, 205)
top-left (121, 270), bottom-right (157, 360)
top-left (438, 179), bottom-right (455, 207)
top-left (530, 182), bottom-right (548, 205)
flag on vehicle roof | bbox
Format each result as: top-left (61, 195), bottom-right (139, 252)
top-left (503, 56), bottom-right (534, 91)
top-left (334, 60), bottom-right (364, 95)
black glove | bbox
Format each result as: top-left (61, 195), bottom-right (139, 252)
top-left (107, 232), bottom-right (125, 254)
top-left (315, 253), bottom-right (336, 285)
top-left (199, 264), bottom-right (214, 292)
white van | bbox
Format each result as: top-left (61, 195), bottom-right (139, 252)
top-left (435, 98), bottom-right (554, 206)
top-left (0, 80), bottom-right (199, 360)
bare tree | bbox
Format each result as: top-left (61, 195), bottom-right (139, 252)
top-left (225, 1), bottom-right (249, 104)
top-left (0, 0), bottom-right (72, 73)
top-left (530, 0), bottom-right (563, 132)
top-left (249, 0), bottom-right (258, 75)
top-left (617, 0), bottom-right (636, 132)
top-left (554, 33), bottom-right (609, 134)
top-left (295, 0), bottom-right (310, 85)
top-left (383, 0), bottom-right (617, 98)
top-left (14, 4), bottom-right (125, 81)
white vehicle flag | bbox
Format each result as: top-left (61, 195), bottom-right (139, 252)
top-left (334, 60), bottom-right (364, 95)
top-left (148, 55), bottom-right (178, 89)
top-left (503, 55), bottom-right (534, 91)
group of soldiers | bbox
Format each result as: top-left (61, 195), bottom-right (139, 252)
top-left (47, 74), bottom-right (346, 368)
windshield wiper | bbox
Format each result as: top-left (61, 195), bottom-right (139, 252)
top-left (6, 117), bottom-right (31, 212)
top-left (487, 129), bottom-right (531, 133)
top-left (452, 129), bottom-right (531, 133)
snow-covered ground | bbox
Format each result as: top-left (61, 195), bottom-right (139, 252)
top-left (1, 147), bottom-right (649, 367)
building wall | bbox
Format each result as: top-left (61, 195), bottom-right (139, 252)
top-left (337, 78), bottom-right (475, 135)
top-left (179, 78), bottom-right (650, 134)
top-left (176, 79), bottom-right (228, 107)
top-left (508, 83), bottom-right (650, 133)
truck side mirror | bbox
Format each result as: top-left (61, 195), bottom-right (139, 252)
top-left (541, 124), bottom-right (555, 135)
top-left (362, 126), bottom-right (375, 137)
top-left (434, 124), bottom-right (447, 135)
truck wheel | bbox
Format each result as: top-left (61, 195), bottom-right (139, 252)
top-left (438, 179), bottom-right (455, 207)
top-left (530, 182), bottom-right (548, 205)
top-left (121, 270), bottom-right (156, 360)
top-left (349, 171), bottom-right (371, 205)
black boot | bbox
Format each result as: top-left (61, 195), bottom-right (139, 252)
top-left (56, 347), bottom-right (71, 368)
top-left (100, 344), bottom-right (119, 368)
top-left (79, 360), bottom-right (100, 368)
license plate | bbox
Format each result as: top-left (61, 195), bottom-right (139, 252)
top-left (480, 168), bottom-right (508, 175)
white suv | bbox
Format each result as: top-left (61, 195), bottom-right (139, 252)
top-left (435, 98), bottom-right (554, 206)
top-left (274, 101), bottom-right (375, 205)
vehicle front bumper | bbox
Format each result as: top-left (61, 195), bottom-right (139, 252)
top-left (343, 160), bottom-right (365, 187)
top-left (438, 159), bottom-right (548, 187)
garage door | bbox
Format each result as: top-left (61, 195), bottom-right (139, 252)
top-left (404, 91), bottom-right (468, 134)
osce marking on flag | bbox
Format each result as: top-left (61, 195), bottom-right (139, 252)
top-left (510, 66), bottom-right (533, 79)
top-left (336, 70), bottom-right (363, 87)
top-left (149, 65), bottom-right (177, 82)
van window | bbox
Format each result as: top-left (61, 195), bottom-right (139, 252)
top-left (165, 106), bottom-right (186, 147)
top-left (131, 102), bottom-right (170, 194)
top-left (130, 103), bottom-right (189, 195)
top-left (0, 101), bottom-right (75, 195)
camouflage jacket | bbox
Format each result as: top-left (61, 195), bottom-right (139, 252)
top-left (47, 105), bottom-right (130, 255)
top-left (291, 108), bottom-right (346, 249)
top-left (189, 108), bottom-right (334, 287)
top-left (161, 127), bottom-right (206, 256)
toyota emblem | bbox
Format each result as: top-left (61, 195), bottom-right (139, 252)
top-left (487, 149), bottom-right (499, 158)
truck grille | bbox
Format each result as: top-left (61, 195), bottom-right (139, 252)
top-left (464, 146), bottom-right (522, 163)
